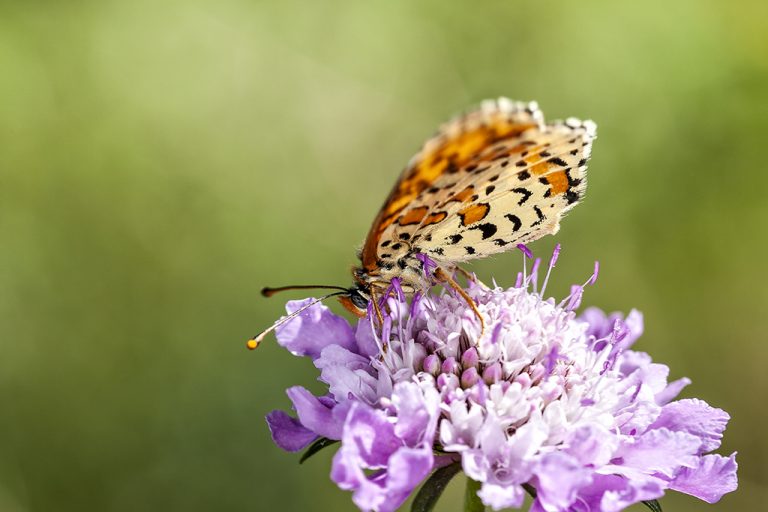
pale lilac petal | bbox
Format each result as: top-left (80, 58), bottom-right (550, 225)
top-left (669, 453), bottom-right (737, 503)
top-left (354, 319), bottom-right (380, 358)
top-left (564, 424), bottom-right (617, 466)
top-left (331, 402), bottom-right (434, 512)
top-left (579, 307), bottom-right (619, 340)
top-left (477, 482), bottom-right (525, 510)
top-left (378, 445), bottom-right (434, 512)
top-left (391, 382), bottom-right (439, 446)
top-left (622, 309), bottom-right (644, 348)
top-left (275, 299), bottom-right (356, 359)
top-left (265, 410), bottom-right (316, 452)
top-left (574, 474), bottom-right (665, 512)
top-left (534, 452), bottom-right (592, 511)
top-left (320, 365), bottom-right (379, 404)
top-left (315, 344), bottom-right (370, 371)
top-left (600, 476), bottom-right (665, 512)
top-left (340, 403), bottom-right (400, 466)
top-left (286, 386), bottom-right (345, 440)
top-left (617, 428), bottom-right (700, 477)
top-left (616, 350), bottom-right (653, 377)
top-left (614, 397), bottom-right (662, 436)
top-left (650, 399), bottom-right (730, 453)
top-left (655, 377), bottom-right (691, 405)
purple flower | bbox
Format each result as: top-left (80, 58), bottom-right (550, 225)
top-left (264, 249), bottom-right (737, 511)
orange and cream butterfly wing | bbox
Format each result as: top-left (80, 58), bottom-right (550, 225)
top-left (360, 98), bottom-right (595, 271)
top-left (415, 116), bottom-right (596, 262)
top-left (361, 99), bottom-right (547, 272)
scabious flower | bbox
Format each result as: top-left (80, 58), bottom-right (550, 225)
top-left (265, 247), bottom-right (737, 512)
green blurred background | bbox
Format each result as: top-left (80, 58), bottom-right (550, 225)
top-left (1, 0), bottom-right (766, 510)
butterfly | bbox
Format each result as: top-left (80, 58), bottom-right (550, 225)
top-left (249, 98), bottom-right (596, 349)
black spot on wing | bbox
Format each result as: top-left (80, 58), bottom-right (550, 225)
top-left (548, 157), bottom-right (568, 167)
top-left (517, 170), bottom-right (530, 181)
top-left (493, 239), bottom-right (508, 247)
top-left (430, 247), bottom-right (444, 256)
top-left (448, 234), bottom-right (463, 245)
top-left (381, 240), bottom-right (391, 247)
top-left (531, 206), bottom-right (545, 227)
top-left (565, 168), bottom-right (582, 187)
top-left (505, 214), bottom-right (522, 232)
top-left (465, 246), bottom-right (476, 255)
top-left (512, 187), bottom-right (532, 205)
top-left (469, 223), bottom-right (497, 240)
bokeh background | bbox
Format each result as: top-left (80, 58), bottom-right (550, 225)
top-left (1, 0), bottom-right (766, 510)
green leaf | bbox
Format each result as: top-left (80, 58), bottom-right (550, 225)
top-left (642, 499), bottom-right (663, 512)
top-left (463, 477), bottom-right (485, 512)
top-left (298, 437), bottom-right (339, 464)
top-left (411, 462), bottom-right (462, 512)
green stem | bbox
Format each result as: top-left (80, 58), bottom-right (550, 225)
top-left (463, 477), bottom-right (484, 512)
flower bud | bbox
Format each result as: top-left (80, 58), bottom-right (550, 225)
top-left (460, 347), bottom-right (479, 370)
top-left (482, 362), bottom-right (502, 384)
top-left (441, 357), bottom-right (461, 375)
top-left (460, 367), bottom-right (480, 388)
top-left (423, 354), bottom-right (441, 376)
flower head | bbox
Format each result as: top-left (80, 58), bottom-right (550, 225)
top-left (265, 247), bottom-right (737, 511)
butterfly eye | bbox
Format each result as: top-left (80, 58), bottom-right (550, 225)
top-left (349, 289), bottom-right (369, 310)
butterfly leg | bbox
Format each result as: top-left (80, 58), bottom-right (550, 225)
top-left (455, 266), bottom-right (476, 282)
top-left (367, 287), bottom-right (389, 353)
top-left (369, 287), bottom-right (384, 326)
top-left (434, 267), bottom-right (486, 337)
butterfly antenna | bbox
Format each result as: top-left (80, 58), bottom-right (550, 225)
top-left (261, 284), bottom-right (348, 297)
top-left (247, 291), bottom-right (346, 350)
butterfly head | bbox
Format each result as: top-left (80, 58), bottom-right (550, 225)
top-left (337, 283), bottom-right (370, 317)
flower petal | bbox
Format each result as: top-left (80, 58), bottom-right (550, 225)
top-left (477, 482), bottom-right (525, 511)
top-left (331, 402), bottom-right (435, 512)
top-left (534, 452), bottom-right (592, 511)
top-left (669, 452), bottom-right (738, 503)
top-left (354, 318), bottom-right (381, 358)
top-left (275, 299), bottom-right (356, 359)
top-left (392, 381), bottom-right (440, 447)
top-left (564, 424), bottom-right (618, 467)
top-left (378, 444), bottom-right (435, 512)
top-left (617, 427), bottom-right (700, 477)
top-left (650, 399), bottom-right (730, 453)
top-left (265, 410), bottom-right (317, 452)
top-left (286, 386), bottom-right (345, 440)
top-left (574, 474), bottom-right (665, 512)
top-left (655, 377), bottom-right (691, 405)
